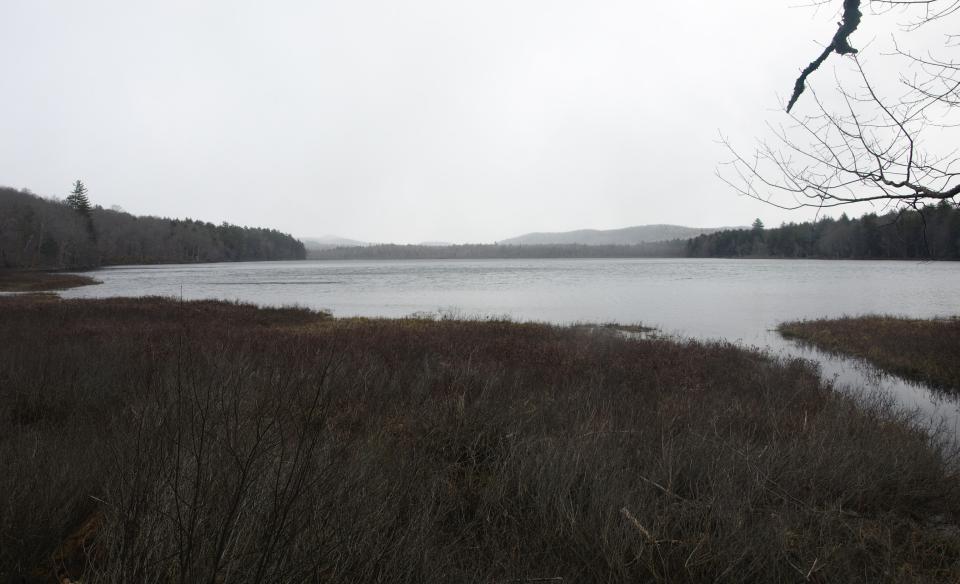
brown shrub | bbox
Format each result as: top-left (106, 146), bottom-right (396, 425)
top-left (1, 296), bottom-right (959, 583)
top-left (0, 271), bottom-right (99, 292)
top-left (780, 315), bottom-right (960, 392)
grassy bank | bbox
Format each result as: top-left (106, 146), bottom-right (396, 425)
top-left (0, 270), bottom-right (99, 292)
top-left (2, 296), bottom-right (960, 583)
top-left (780, 316), bottom-right (960, 392)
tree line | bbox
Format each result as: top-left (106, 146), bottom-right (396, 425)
top-left (308, 241), bottom-right (687, 260)
top-left (5, 183), bottom-right (954, 268)
top-left (314, 204), bottom-right (959, 261)
top-left (1, 186), bottom-right (305, 269)
top-left (687, 203), bottom-right (960, 260)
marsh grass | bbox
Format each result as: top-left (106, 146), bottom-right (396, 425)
top-left (2, 297), bottom-right (960, 583)
top-left (599, 322), bottom-right (657, 334)
top-left (779, 315), bottom-right (960, 392)
top-left (0, 270), bottom-right (99, 292)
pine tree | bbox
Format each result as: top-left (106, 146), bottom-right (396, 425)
top-left (66, 180), bottom-right (92, 216)
top-left (751, 218), bottom-right (765, 232)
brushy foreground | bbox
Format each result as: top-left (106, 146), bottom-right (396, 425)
top-left (2, 297), bottom-right (960, 583)
top-left (780, 316), bottom-right (960, 392)
top-left (0, 270), bottom-right (99, 292)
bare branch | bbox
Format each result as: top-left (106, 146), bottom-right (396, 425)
top-left (787, 0), bottom-right (863, 112)
top-left (721, 0), bottom-right (960, 215)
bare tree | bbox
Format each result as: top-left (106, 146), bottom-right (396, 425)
top-left (720, 0), bottom-right (960, 215)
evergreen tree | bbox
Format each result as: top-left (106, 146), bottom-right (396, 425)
top-left (751, 218), bottom-right (765, 232)
top-left (687, 204), bottom-right (960, 260)
top-left (65, 180), bottom-right (91, 216)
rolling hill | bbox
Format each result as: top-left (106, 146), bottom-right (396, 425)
top-left (499, 224), bottom-right (738, 246)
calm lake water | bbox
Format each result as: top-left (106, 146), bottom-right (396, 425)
top-left (65, 258), bottom-right (960, 434)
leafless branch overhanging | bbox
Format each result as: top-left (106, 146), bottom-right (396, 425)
top-left (719, 0), bottom-right (960, 213)
top-left (787, 0), bottom-right (863, 112)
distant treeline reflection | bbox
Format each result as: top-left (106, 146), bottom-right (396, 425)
top-left (1, 187), bottom-right (305, 269)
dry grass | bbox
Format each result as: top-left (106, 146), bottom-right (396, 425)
top-left (2, 296), bottom-right (960, 583)
top-left (780, 316), bottom-right (960, 392)
top-left (0, 270), bottom-right (99, 292)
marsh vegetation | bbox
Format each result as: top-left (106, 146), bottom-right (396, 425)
top-left (780, 316), bottom-right (960, 392)
top-left (0, 270), bottom-right (99, 293)
top-left (3, 296), bottom-right (960, 583)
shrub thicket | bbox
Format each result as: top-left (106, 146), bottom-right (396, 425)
top-left (2, 296), bottom-right (959, 583)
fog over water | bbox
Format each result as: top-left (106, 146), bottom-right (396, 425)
top-left (65, 258), bottom-right (960, 435)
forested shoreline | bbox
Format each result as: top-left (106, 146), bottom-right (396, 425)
top-left (0, 187), bottom-right (305, 269)
top-left (4, 185), bottom-right (957, 268)
top-left (687, 203), bottom-right (960, 260)
top-left (312, 205), bottom-right (959, 261)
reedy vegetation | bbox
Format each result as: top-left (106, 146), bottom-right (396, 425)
top-left (0, 271), bottom-right (99, 292)
top-left (780, 315), bottom-right (960, 392)
top-left (2, 296), bottom-right (960, 583)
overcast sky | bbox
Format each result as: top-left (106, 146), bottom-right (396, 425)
top-left (0, 1), bottom-right (936, 243)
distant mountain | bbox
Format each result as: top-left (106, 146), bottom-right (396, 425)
top-left (499, 224), bottom-right (739, 246)
top-left (418, 241), bottom-right (453, 247)
top-left (309, 241), bottom-right (686, 260)
top-left (300, 235), bottom-right (369, 250)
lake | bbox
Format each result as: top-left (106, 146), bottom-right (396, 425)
top-left (64, 258), bottom-right (960, 434)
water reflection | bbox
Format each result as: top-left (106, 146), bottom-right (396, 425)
top-left (772, 335), bottom-right (960, 438)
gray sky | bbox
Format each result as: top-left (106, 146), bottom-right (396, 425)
top-left (0, 1), bottom-right (933, 243)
